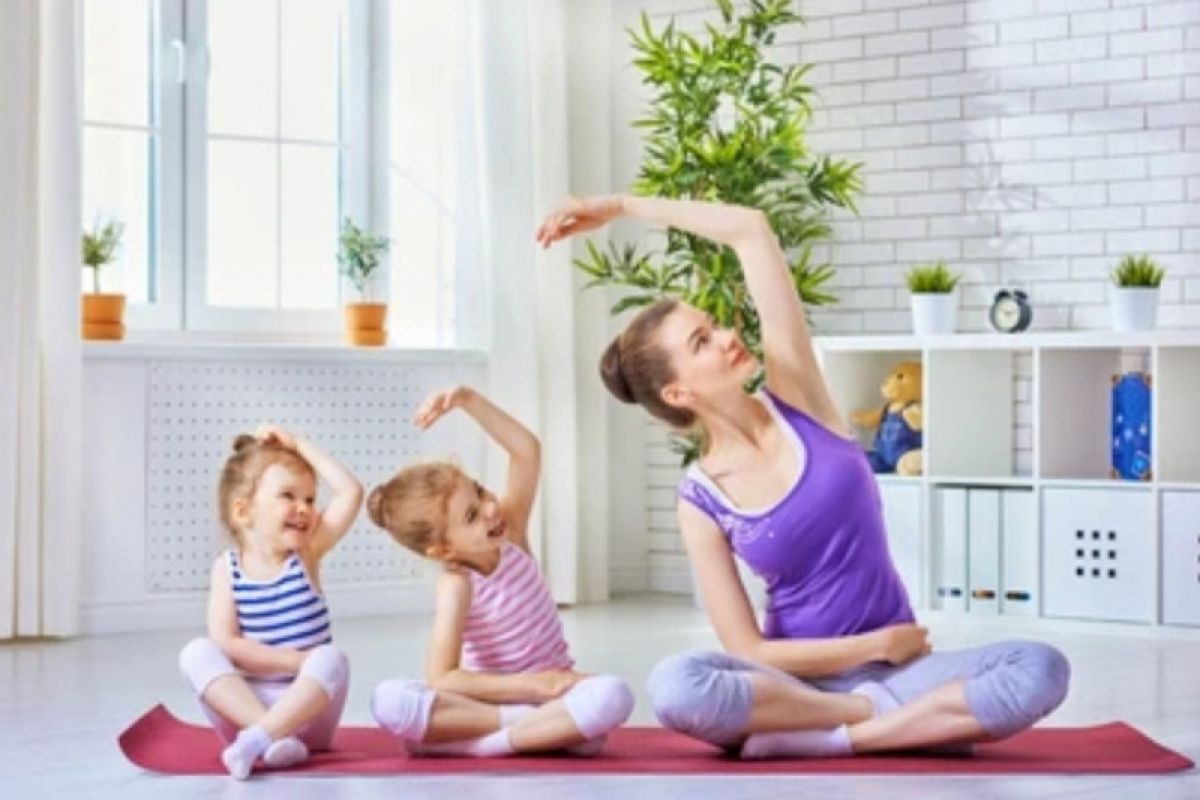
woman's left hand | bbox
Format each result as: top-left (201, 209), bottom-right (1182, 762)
top-left (535, 195), bottom-right (623, 248)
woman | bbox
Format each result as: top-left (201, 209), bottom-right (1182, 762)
top-left (536, 194), bottom-right (1069, 758)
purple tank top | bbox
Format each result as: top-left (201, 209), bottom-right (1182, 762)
top-left (678, 389), bottom-right (914, 640)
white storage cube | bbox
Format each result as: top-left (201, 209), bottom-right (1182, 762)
top-left (1043, 488), bottom-right (1154, 623)
top-left (1162, 491), bottom-right (1200, 627)
top-left (880, 482), bottom-right (923, 608)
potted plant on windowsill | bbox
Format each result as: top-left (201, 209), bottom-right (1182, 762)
top-left (906, 261), bottom-right (960, 336)
top-left (1110, 254), bottom-right (1165, 332)
top-left (338, 217), bottom-right (391, 346)
top-left (81, 218), bottom-right (126, 341)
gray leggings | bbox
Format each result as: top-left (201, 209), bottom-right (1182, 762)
top-left (646, 640), bottom-right (1070, 747)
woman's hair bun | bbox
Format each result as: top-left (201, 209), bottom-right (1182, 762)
top-left (599, 337), bottom-right (636, 404)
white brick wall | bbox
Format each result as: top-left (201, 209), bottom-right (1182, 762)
top-left (614, 0), bottom-right (1200, 593)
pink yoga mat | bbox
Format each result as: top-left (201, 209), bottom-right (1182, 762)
top-left (119, 704), bottom-right (1193, 777)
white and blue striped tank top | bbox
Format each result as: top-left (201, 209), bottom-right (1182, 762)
top-left (228, 550), bottom-right (332, 650)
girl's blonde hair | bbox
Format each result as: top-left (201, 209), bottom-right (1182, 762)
top-left (366, 462), bottom-right (469, 557)
top-left (217, 434), bottom-right (316, 542)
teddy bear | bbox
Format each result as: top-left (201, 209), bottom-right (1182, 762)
top-left (849, 360), bottom-right (923, 476)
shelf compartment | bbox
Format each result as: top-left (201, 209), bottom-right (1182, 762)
top-left (1156, 347), bottom-right (1200, 483)
top-left (1038, 347), bottom-right (1151, 481)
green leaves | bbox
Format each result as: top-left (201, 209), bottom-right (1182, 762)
top-left (82, 217), bottom-right (125, 293)
top-left (1111, 254), bottom-right (1166, 288)
top-left (905, 261), bottom-right (961, 294)
top-left (581, 0), bottom-right (862, 465)
top-left (338, 218), bottom-right (391, 301)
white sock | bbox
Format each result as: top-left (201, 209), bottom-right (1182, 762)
top-left (408, 726), bottom-right (515, 758)
top-left (740, 725), bottom-right (853, 760)
top-left (262, 736), bottom-right (309, 769)
top-left (851, 681), bottom-right (901, 718)
top-left (221, 724), bottom-right (272, 779)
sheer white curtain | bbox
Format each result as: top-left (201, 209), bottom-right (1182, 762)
top-left (468, 0), bottom-right (582, 602)
top-left (0, 0), bottom-right (84, 638)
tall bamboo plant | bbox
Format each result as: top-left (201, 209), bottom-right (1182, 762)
top-left (574, 0), bottom-right (862, 462)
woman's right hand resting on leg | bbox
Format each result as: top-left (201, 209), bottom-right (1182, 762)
top-left (872, 623), bottom-right (931, 665)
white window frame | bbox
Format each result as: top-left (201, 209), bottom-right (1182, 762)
top-left (85, 0), bottom-right (488, 345)
top-left (180, 0), bottom-right (373, 336)
top-left (82, 0), bottom-right (185, 331)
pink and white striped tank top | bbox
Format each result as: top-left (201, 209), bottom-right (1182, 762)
top-left (460, 543), bottom-right (574, 674)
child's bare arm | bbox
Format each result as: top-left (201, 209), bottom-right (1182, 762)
top-left (413, 386), bottom-right (540, 554)
top-left (424, 570), bottom-right (575, 703)
top-left (256, 425), bottom-right (364, 563)
top-left (206, 557), bottom-right (306, 676)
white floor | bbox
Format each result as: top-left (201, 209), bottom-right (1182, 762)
top-left (3, 595), bottom-right (1198, 799)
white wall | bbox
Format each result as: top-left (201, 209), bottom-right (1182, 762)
top-left (604, 0), bottom-right (1200, 593)
top-left (80, 345), bottom-right (486, 633)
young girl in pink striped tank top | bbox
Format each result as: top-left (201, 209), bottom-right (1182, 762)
top-left (365, 385), bottom-right (634, 757)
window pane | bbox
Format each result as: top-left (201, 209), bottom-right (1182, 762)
top-left (208, 140), bottom-right (277, 307)
top-left (83, 0), bottom-right (152, 126)
top-left (280, 0), bottom-right (343, 142)
top-left (280, 145), bottom-right (339, 309)
top-left (390, 3), bottom-right (457, 201)
top-left (390, 0), bottom-right (461, 345)
top-left (82, 128), bottom-right (153, 302)
top-left (390, 174), bottom-right (444, 345)
top-left (208, 0), bottom-right (277, 137)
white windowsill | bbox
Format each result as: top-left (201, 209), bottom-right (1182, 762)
top-left (83, 333), bottom-right (487, 364)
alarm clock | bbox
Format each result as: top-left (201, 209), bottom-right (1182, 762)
top-left (989, 289), bottom-right (1031, 333)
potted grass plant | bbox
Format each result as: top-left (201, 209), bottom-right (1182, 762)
top-left (1110, 255), bottom-right (1165, 332)
top-left (572, 0), bottom-right (861, 465)
top-left (81, 218), bottom-right (126, 341)
top-left (906, 261), bottom-right (960, 335)
top-left (338, 218), bottom-right (391, 346)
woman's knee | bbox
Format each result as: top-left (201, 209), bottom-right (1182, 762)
top-left (645, 650), bottom-right (752, 745)
top-left (645, 651), bottom-right (708, 723)
top-left (1027, 642), bottom-right (1070, 709)
top-left (969, 641), bottom-right (1071, 738)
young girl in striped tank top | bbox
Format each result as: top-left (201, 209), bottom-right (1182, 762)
top-left (366, 386), bottom-right (634, 757)
top-left (178, 425), bottom-right (363, 779)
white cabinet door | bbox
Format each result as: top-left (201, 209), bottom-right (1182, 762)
top-left (1043, 488), bottom-right (1154, 623)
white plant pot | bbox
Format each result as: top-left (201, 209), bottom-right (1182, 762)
top-left (910, 292), bottom-right (958, 335)
top-left (1110, 286), bottom-right (1159, 332)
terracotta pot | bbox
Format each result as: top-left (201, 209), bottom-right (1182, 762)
top-left (343, 302), bottom-right (388, 347)
top-left (81, 293), bottom-right (126, 340)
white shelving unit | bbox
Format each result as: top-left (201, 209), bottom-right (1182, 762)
top-left (816, 330), bottom-right (1200, 630)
